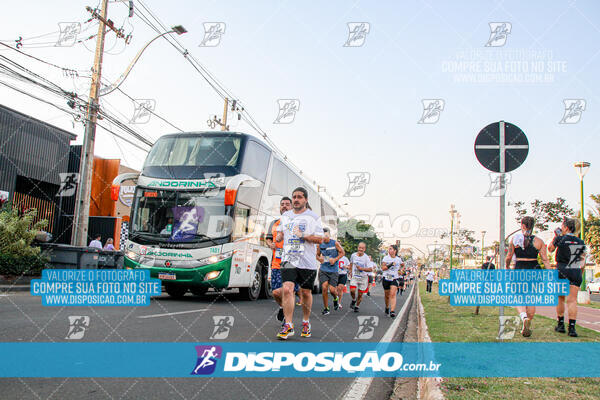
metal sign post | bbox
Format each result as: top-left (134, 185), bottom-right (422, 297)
top-left (474, 120), bottom-right (529, 340)
top-left (498, 121), bottom-right (506, 329)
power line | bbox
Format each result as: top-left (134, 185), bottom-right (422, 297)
top-left (131, 2), bottom-right (230, 100)
top-left (0, 42), bottom-right (83, 76)
top-left (1, 18), bottom-right (100, 50)
top-left (0, 54), bottom-right (77, 99)
top-left (130, 0), bottom-right (349, 216)
top-left (0, 61), bottom-right (152, 153)
top-left (116, 87), bottom-right (184, 132)
top-left (0, 77), bottom-right (150, 153)
top-left (96, 121), bottom-right (151, 152)
top-left (0, 79), bottom-right (82, 121)
top-left (0, 45), bottom-right (183, 138)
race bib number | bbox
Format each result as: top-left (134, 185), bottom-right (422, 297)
top-left (354, 263), bottom-right (364, 277)
top-left (275, 247), bottom-right (283, 259)
top-left (284, 237), bottom-right (304, 264)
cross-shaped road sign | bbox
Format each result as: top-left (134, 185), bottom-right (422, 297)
top-left (474, 121), bottom-right (529, 173)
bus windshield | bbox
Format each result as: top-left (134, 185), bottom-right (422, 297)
top-left (130, 188), bottom-right (228, 243)
top-left (144, 135), bottom-right (242, 167)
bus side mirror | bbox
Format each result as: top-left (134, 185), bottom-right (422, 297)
top-left (224, 189), bottom-right (237, 206)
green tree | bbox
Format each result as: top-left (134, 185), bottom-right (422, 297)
top-left (440, 229), bottom-right (476, 266)
top-left (0, 205), bottom-right (48, 276)
top-left (337, 218), bottom-right (382, 260)
top-left (0, 205), bottom-right (47, 257)
top-left (584, 194), bottom-right (600, 265)
top-left (512, 197), bottom-right (575, 232)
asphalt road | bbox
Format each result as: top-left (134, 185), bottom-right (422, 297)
top-left (0, 283), bottom-right (415, 400)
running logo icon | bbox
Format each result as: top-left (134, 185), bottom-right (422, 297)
top-left (484, 173), bottom-right (512, 197)
top-left (199, 23), bottom-right (226, 47)
top-left (210, 316), bottom-right (234, 340)
top-left (130, 99), bottom-right (156, 124)
top-left (191, 345), bottom-right (222, 375)
top-left (171, 207), bottom-right (203, 241)
top-left (485, 22), bottom-right (511, 47)
top-left (344, 172), bottom-right (371, 197)
top-left (56, 22), bottom-right (81, 47)
top-left (65, 316), bottom-right (90, 340)
top-left (274, 99), bottom-right (300, 124)
top-left (559, 99), bottom-right (586, 124)
top-left (497, 316), bottom-right (520, 340)
top-left (355, 316), bottom-right (378, 339)
top-left (56, 173), bottom-right (79, 197)
top-left (418, 99), bottom-right (444, 124)
top-left (344, 22), bottom-right (370, 47)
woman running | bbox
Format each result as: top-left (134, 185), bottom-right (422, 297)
top-left (505, 216), bottom-right (551, 337)
top-left (548, 218), bottom-right (587, 337)
top-left (381, 245), bottom-right (404, 318)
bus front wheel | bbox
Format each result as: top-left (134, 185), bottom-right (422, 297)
top-left (164, 283), bottom-right (188, 299)
top-left (240, 265), bottom-right (263, 301)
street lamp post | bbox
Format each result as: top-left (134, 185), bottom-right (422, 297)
top-left (457, 213), bottom-right (462, 267)
top-left (449, 205), bottom-right (457, 272)
top-left (71, 24), bottom-right (187, 245)
top-left (481, 230), bottom-right (486, 266)
top-left (574, 161), bottom-right (591, 291)
top-left (100, 25), bottom-right (187, 97)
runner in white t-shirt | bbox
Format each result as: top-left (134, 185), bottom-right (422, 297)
top-left (366, 255), bottom-right (376, 297)
top-left (275, 187), bottom-right (324, 339)
top-left (336, 255), bottom-right (350, 309)
top-left (349, 242), bottom-right (372, 313)
top-left (381, 245), bottom-right (404, 318)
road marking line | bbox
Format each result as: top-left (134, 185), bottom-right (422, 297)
top-left (343, 283), bottom-right (415, 400)
top-left (138, 309), bottom-right (209, 319)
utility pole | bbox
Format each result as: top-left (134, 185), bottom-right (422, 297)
top-left (221, 98), bottom-right (229, 131)
top-left (71, 0), bottom-right (109, 246)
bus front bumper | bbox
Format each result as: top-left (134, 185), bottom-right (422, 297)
top-left (124, 256), bottom-right (231, 289)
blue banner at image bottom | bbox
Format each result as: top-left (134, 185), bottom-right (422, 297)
top-left (2, 342), bottom-right (600, 377)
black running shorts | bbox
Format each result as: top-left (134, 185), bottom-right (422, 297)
top-left (281, 263), bottom-right (317, 290)
top-left (382, 278), bottom-right (399, 290)
top-left (557, 264), bottom-right (583, 288)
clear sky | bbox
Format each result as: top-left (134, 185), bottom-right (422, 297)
top-left (1, 0), bottom-right (599, 257)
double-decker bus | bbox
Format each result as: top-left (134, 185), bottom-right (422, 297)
top-left (112, 131), bottom-right (337, 300)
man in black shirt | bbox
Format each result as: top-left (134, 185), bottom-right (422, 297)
top-left (548, 218), bottom-right (587, 337)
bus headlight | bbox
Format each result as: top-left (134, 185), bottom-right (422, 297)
top-left (125, 250), bottom-right (140, 262)
top-left (204, 270), bottom-right (221, 281)
top-left (198, 251), bottom-right (234, 267)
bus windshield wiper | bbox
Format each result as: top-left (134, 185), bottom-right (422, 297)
top-left (130, 232), bottom-right (163, 239)
top-left (190, 233), bottom-right (220, 247)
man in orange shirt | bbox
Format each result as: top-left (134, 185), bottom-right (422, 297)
top-left (266, 197), bottom-right (292, 323)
